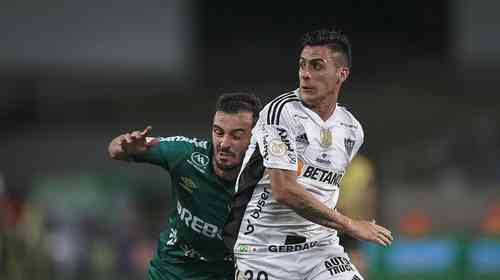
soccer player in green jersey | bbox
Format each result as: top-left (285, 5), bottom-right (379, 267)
top-left (108, 93), bottom-right (261, 280)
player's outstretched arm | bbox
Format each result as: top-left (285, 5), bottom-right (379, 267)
top-left (108, 126), bottom-right (153, 161)
top-left (269, 168), bottom-right (393, 246)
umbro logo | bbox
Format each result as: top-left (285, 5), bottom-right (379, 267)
top-left (179, 177), bottom-right (198, 193)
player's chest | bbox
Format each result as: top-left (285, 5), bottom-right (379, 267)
top-left (293, 120), bottom-right (357, 172)
top-left (175, 163), bottom-right (232, 202)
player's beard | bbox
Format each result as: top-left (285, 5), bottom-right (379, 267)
top-left (214, 159), bottom-right (240, 171)
top-left (214, 148), bottom-right (243, 171)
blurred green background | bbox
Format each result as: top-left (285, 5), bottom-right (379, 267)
top-left (2, 172), bottom-right (499, 279)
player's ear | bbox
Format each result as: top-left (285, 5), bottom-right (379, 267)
top-left (338, 67), bottom-right (349, 82)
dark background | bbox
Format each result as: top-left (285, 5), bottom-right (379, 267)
top-left (1, 1), bottom-right (499, 279)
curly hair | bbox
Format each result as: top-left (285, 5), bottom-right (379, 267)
top-left (216, 92), bottom-right (262, 126)
top-left (302, 29), bottom-right (352, 68)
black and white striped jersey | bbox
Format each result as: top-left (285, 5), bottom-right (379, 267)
top-left (224, 89), bottom-right (364, 255)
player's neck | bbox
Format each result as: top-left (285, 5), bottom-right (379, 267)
top-left (301, 89), bottom-right (339, 121)
top-left (310, 95), bottom-right (337, 121)
top-left (317, 102), bottom-right (336, 121)
top-left (212, 165), bottom-right (239, 183)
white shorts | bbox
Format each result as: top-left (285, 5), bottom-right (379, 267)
top-left (234, 241), bottom-right (364, 280)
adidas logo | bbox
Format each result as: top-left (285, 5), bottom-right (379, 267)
top-left (296, 133), bottom-right (309, 144)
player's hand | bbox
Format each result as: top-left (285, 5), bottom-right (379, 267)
top-left (344, 218), bottom-right (393, 246)
top-left (109, 126), bottom-right (153, 160)
top-left (119, 126), bottom-right (153, 154)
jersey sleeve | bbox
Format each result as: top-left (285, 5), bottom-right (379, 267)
top-left (132, 136), bottom-right (193, 170)
top-left (255, 103), bottom-right (298, 171)
top-left (349, 122), bottom-right (364, 161)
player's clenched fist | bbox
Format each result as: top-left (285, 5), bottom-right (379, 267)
top-left (108, 126), bottom-right (153, 160)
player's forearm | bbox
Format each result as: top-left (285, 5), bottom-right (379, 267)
top-left (274, 183), bottom-right (351, 231)
top-left (270, 169), bottom-right (352, 231)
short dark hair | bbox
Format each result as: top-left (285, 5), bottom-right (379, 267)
top-left (216, 92), bottom-right (262, 126)
top-left (302, 28), bottom-right (352, 68)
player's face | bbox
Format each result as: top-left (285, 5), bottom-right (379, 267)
top-left (212, 111), bottom-right (253, 172)
top-left (298, 46), bottom-right (348, 107)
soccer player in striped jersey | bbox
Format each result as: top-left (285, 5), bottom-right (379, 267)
top-left (224, 29), bottom-right (393, 280)
top-left (108, 93), bottom-right (261, 280)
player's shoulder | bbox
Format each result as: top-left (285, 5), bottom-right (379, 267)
top-left (151, 136), bottom-right (210, 151)
top-left (261, 89), bottom-right (301, 125)
top-left (336, 105), bottom-right (364, 137)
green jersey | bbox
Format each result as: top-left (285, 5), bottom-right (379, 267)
top-left (133, 136), bottom-right (235, 280)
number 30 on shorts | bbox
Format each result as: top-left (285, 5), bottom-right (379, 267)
top-left (235, 268), bottom-right (268, 280)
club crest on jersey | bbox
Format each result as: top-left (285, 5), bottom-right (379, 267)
top-left (344, 138), bottom-right (355, 156)
top-left (191, 152), bottom-right (209, 166)
top-left (187, 152), bottom-right (209, 173)
top-left (320, 128), bottom-right (332, 148)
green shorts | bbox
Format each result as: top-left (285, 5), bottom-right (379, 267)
top-left (147, 241), bottom-right (234, 280)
